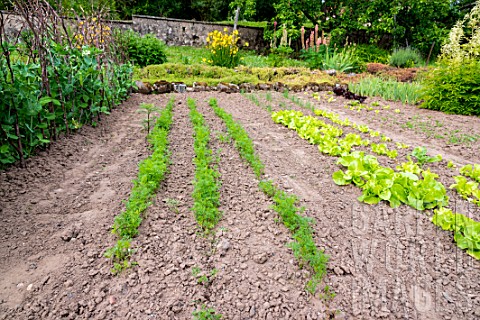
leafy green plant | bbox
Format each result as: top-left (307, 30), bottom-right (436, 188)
top-left (209, 98), bottom-right (264, 178)
top-left (371, 143), bottom-right (398, 159)
top-left (460, 164), bottom-right (480, 183)
top-left (137, 103), bottom-right (160, 135)
top-left (120, 31), bottom-right (167, 67)
top-left (188, 98), bottom-right (222, 233)
top-left (432, 208), bottom-right (480, 259)
top-left (333, 151), bottom-right (449, 210)
top-left (192, 305), bottom-right (222, 320)
top-left (389, 47), bottom-right (423, 68)
top-left (450, 176), bottom-right (480, 204)
top-left (104, 239), bottom-right (137, 274)
top-left (410, 146), bottom-right (442, 166)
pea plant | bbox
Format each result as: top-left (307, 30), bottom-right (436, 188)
top-left (0, 0), bottom-right (133, 168)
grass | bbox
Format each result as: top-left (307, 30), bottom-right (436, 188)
top-left (188, 98), bottom-right (222, 233)
top-left (208, 98), bottom-right (330, 296)
top-left (349, 76), bottom-right (422, 104)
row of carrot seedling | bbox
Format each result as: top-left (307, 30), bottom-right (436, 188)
top-left (208, 98), bottom-right (331, 296)
top-left (104, 98), bottom-right (175, 274)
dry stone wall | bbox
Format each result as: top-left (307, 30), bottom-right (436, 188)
top-left (1, 11), bottom-right (267, 51)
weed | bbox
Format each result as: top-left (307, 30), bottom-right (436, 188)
top-left (137, 103), bottom-right (160, 135)
top-left (165, 198), bottom-right (180, 214)
top-left (410, 146), bottom-right (442, 166)
top-left (265, 92), bottom-right (272, 102)
top-left (191, 266), bottom-right (201, 277)
top-left (192, 305), bottom-right (222, 320)
top-left (104, 239), bottom-right (136, 274)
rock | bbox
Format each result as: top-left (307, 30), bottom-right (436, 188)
top-left (253, 253), bottom-right (268, 264)
top-left (239, 83), bottom-right (253, 92)
top-left (325, 69), bottom-right (337, 76)
top-left (17, 283), bottom-right (25, 289)
top-left (26, 284), bottom-right (34, 291)
top-left (193, 82), bottom-right (208, 92)
top-left (64, 280), bottom-right (74, 288)
top-left (334, 267), bottom-right (344, 275)
top-left (256, 83), bottom-right (271, 91)
top-left (88, 269), bottom-right (99, 277)
top-left (442, 292), bottom-right (453, 303)
top-left (273, 82), bottom-right (285, 92)
top-left (217, 239), bottom-right (231, 256)
top-left (153, 80), bottom-right (173, 94)
top-left (134, 81), bottom-right (152, 94)
top-left (249, 306), bottom-right (256, 316)
top-left (217, 82), bottom-right (238, 93)
top-left (108, 296), bottom-right (116, 305)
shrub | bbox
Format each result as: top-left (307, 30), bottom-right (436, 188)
top-left (389, 47), bottom-right (423, 68)
top-left (420, 60), bottom-right (480, 115)
top-left (122, 31), bottom-right (167, 67)
top-left (354, 44), bottom-right (391, 64)
top-left (420, 2), bottom-right (480, 116)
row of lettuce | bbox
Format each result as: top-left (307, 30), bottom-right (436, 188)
top-left (270, 97), bottom-right (480, 260)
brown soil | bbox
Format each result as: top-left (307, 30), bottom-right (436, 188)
top-left (0, 91), bottom-right (479, 320)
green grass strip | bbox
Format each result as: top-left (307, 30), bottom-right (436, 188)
top-left (105, 98), bottom-right (174, 274)
top-left (188, 98), bottom-right (222, 233)
top-left (208, 98), bottom-right (330, 296)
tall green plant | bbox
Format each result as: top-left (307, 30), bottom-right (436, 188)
top-left (421, 1), bottom-right (480, 116)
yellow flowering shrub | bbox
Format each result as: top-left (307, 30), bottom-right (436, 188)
top-left (204, 28), bottom-right (244, 68)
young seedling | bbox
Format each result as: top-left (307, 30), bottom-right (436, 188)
top-left (410, 146), bottom-right (442, 166)
top-left (192, 305), bottom-right (222, 320)
top-left (165, 198), bottom-right (180, 214)
top-left (137, 103), bottom-right (160, 135)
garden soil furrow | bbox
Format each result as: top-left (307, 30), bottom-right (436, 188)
top-left (215, 93), bottom-right (480, 320)
top-left (195, 97), bottom-right (328, 319)
top-left (100, 95), bottom-right (212, 319)
top-left (0, 94), bottom-right (168, 319)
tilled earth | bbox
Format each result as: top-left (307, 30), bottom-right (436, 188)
top-left (0, 91), bottom-right (479, 320)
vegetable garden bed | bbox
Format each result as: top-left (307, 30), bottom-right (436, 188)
top-left (0, 90), bottom-right (479, 319)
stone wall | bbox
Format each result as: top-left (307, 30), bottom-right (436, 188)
top-left (1, 11), bottom-right (267, 51)
top-left (130, 15), bottom-right (265, 51)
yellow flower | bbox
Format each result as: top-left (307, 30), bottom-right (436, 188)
top-left (244, 42), bottom-right (249, 47)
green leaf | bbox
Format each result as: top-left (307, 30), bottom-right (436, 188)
top-left (332, 170), bottom-right (348, 185)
